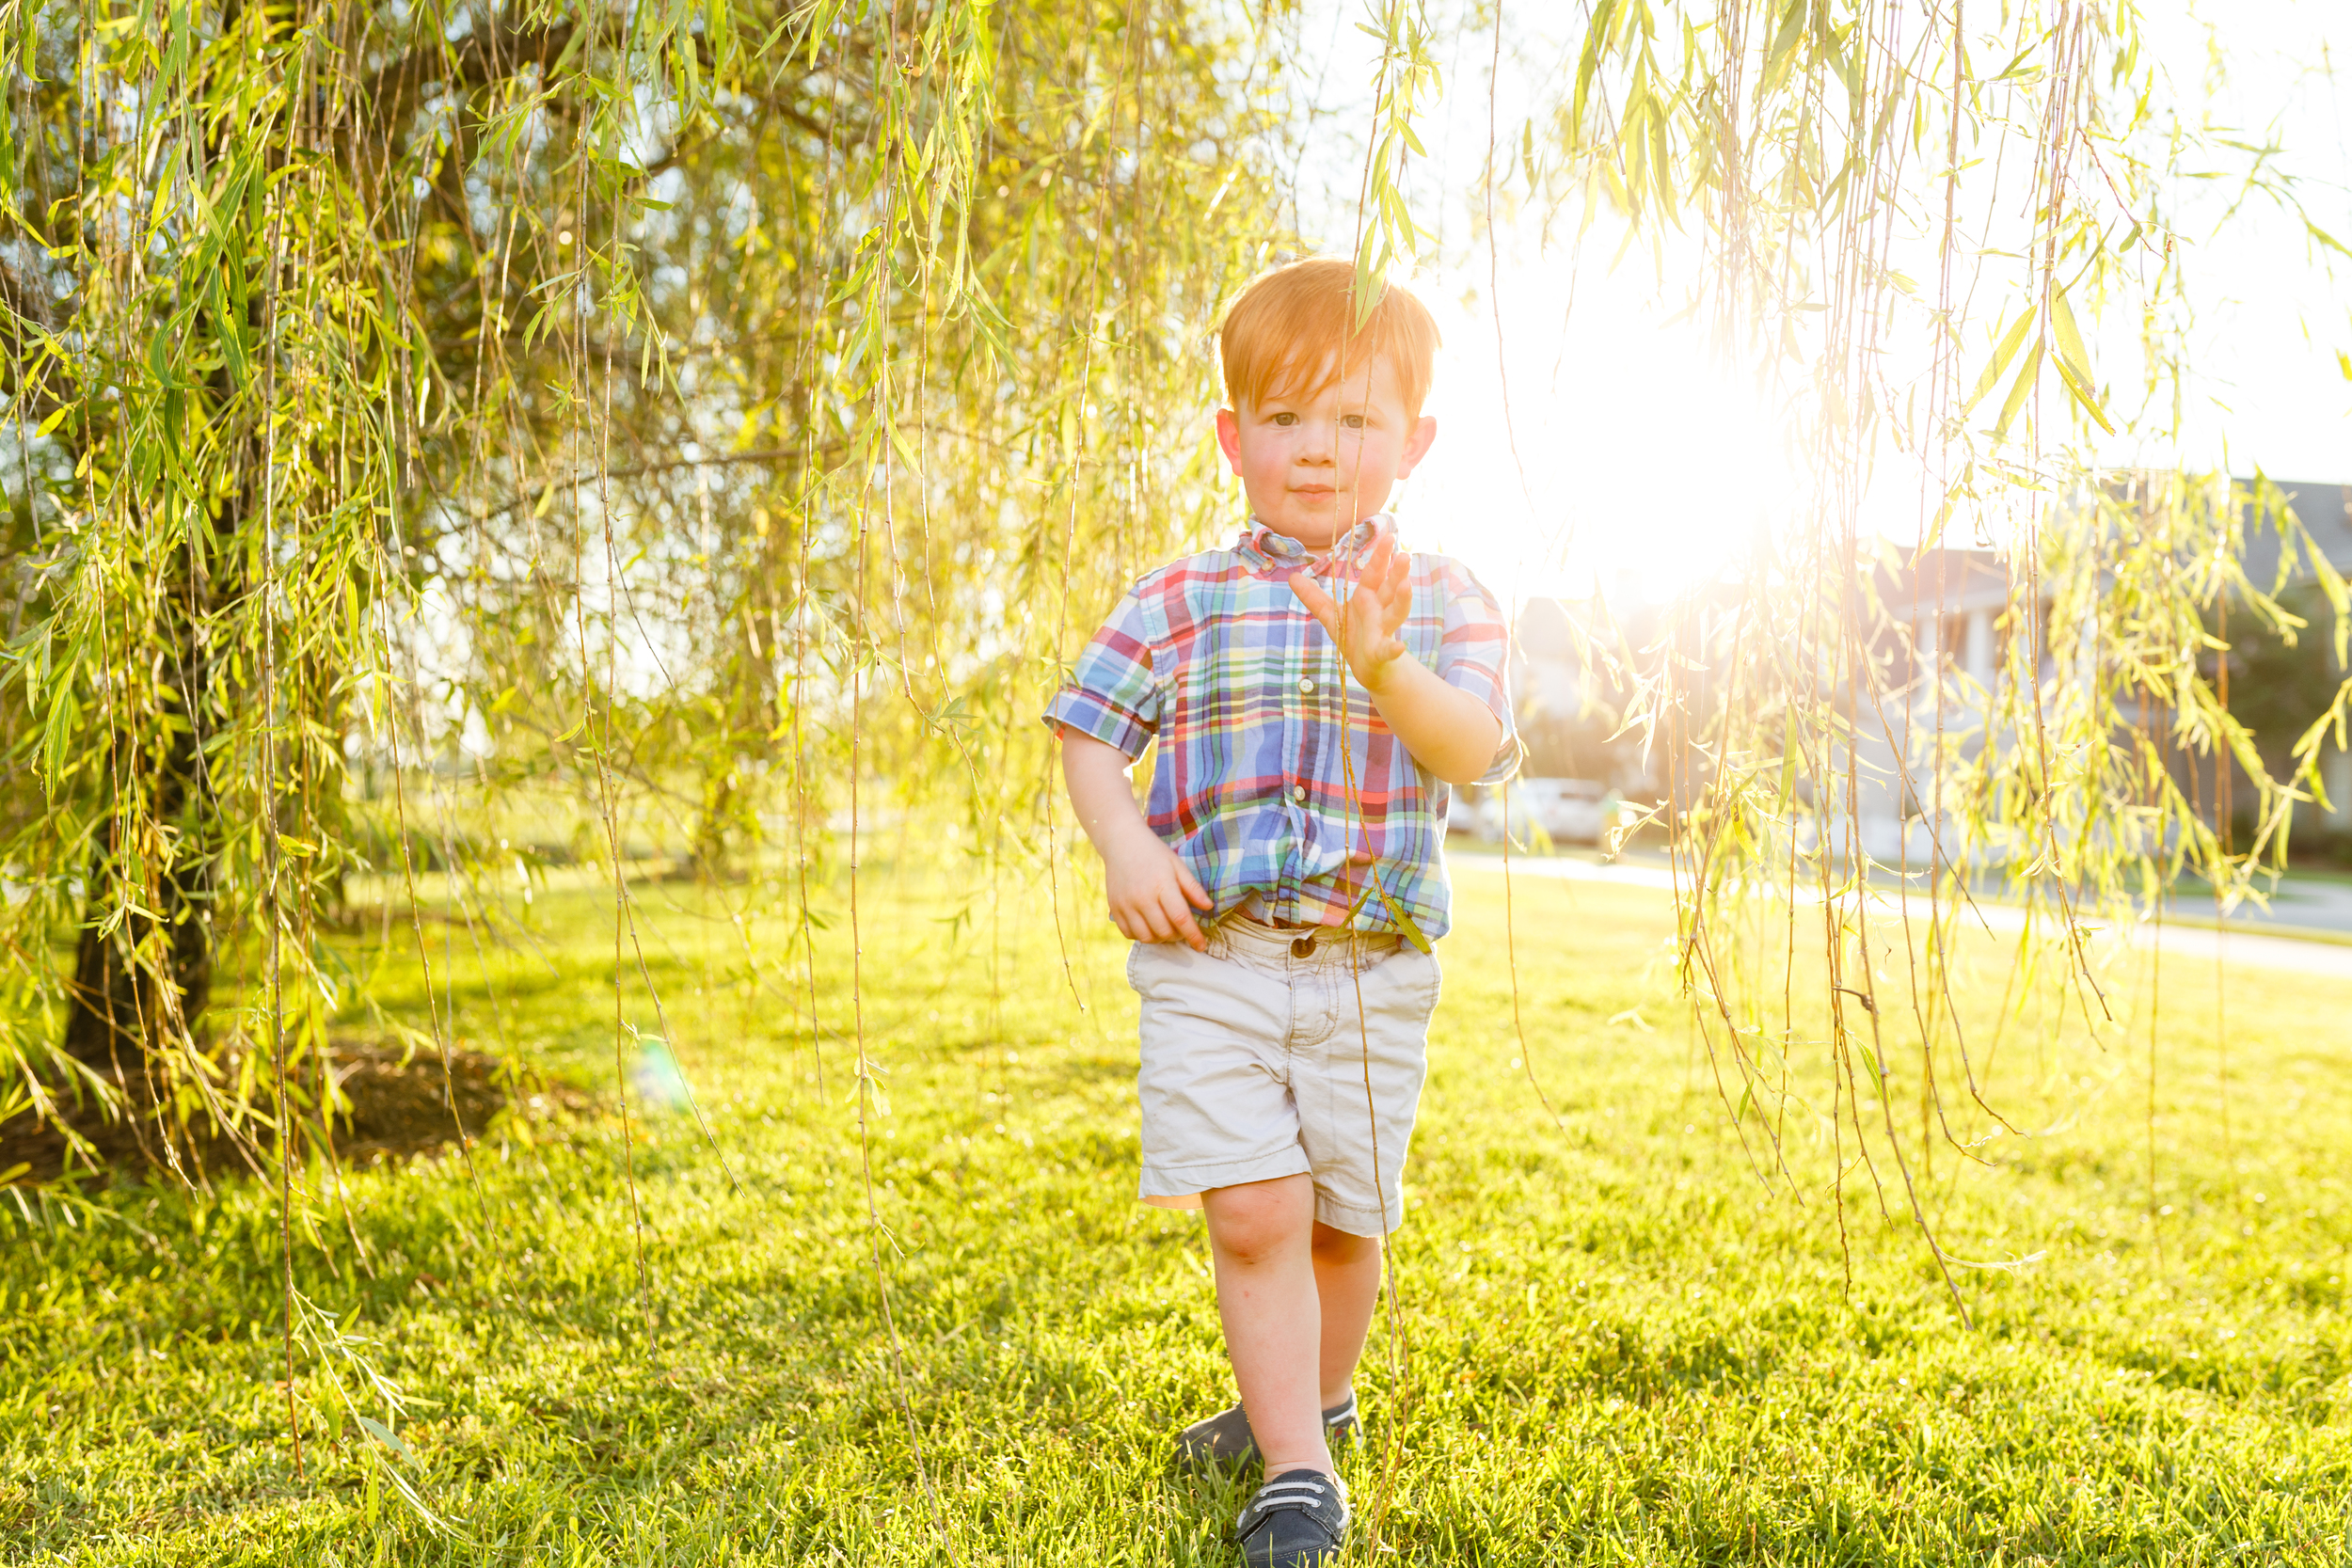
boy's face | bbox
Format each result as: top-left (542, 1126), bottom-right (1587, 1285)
top-left (1215, 353), bottom-right (1437, 548)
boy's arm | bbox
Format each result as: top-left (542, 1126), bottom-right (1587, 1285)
top-left (1059, 730), bottom-right (1213, 950)
top-left (1290, 534), bottom-right (1503, 786)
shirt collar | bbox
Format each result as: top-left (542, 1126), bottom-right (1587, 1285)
top-left (1235, 513), bottom-right (1396, 575)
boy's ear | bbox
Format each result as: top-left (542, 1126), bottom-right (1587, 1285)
top-left (1214, 406), bottom-right (1244, 474)
top-left (1398, 413), bottom-right (1438, 478)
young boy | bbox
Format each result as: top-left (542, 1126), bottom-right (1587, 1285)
top-left (1045, 257), bottom-right (1518, 1568)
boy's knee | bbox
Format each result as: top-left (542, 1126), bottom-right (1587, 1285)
top-left (1203, 1177), bottom-right (1312, 1264)
top-left (1310, 1222), bottom-right (1378, 1265)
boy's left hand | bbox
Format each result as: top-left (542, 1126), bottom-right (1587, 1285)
top-left (1290, 533), bottom-right (1410, 688)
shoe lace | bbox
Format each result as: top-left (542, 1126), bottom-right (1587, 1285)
top-left (1235, 1473), bottom-right (1347, 1537)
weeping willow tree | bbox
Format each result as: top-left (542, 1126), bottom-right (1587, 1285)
top-left (0, 0), bottom-right (1295, 1172)
top-left (0, 0), bottom-right (2344, 1323)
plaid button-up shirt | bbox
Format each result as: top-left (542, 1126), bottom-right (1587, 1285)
top-left (1044, 515), bottom-right (1519, 941)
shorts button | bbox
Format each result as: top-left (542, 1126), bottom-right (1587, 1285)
top-left (1297, 677), bottom-right (1316, 695)
top-left (1291, 935), bottom-right (1315, 958)
top-left (1291, 784), bottom-right (1308, 803)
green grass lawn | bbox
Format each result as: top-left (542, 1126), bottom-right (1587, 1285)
top-left (4, 861), bottom-right (2348, 1565)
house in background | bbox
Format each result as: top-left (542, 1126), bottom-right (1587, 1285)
top-left (1500, 479), bottom-right (2352, 865)
top-left (1846, 478), bottom-right (2352, 867)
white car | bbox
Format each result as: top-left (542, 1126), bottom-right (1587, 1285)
top-left (1471, 778), bottom-right (1609, 846)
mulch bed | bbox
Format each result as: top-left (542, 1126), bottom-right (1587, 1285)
top-left (0, 1038), bottom-right (590, 1189)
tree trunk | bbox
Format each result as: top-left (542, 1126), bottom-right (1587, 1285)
top-left (60, 644), bottom-right (216, 1078)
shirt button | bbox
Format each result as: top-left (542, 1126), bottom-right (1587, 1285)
top-left (1291, 784), bottom-right (1308, 803)
top-left (1297, 677), bottom-right (1316, 695)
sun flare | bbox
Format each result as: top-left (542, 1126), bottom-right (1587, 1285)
top-left (1406, 261), bottom-right (1799, 606)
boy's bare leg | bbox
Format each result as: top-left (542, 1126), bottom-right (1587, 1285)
top-left (1201, 1174), bottom-right (1331, 1478)
top-left (1310, 1222), bottom-right (1382, 1408)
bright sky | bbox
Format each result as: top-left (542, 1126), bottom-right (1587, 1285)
top-left (1265, 0), bottom-right (2351, 603)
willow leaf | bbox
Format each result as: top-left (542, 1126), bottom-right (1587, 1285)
top-left (1966, 307), bottom-right (2036, 413)
top-left (1994, 338), bottom-right (2044, 438)
top-left (2048, 287), bottom-right (2113, 434)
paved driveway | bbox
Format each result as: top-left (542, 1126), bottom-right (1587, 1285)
top-left (1449, 850), bottom-right (2352, 981)
top-left (2186, 871), bottom-right (2352, 936)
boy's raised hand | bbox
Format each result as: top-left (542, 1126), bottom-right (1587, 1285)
top-left (1289, 532), bottom-right (1412, 688)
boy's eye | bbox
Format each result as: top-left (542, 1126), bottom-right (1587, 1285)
top-left (1269, 412), bottom-right (1298, 426)
top-left (1341, 414), bottom-right (1366, 430)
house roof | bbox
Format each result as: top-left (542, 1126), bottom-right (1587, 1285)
top-left (1869, 546), bottom-right (2012, 616)
top-left (1511, 480), bottom-right (2352, 656)
top-left (2242, 480), bottom-right (2352, 591)
top-left (1867, 482), bottom-right (2352, 614)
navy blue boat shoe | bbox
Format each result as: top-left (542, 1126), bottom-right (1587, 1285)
top-left (1234, 1468), bottom-right (1349, 1567)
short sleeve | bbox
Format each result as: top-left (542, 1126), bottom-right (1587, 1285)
top-left (1435, 562), bottom-right (1523, 786)
top-left (1042, 584), bottom-right (1162, 760)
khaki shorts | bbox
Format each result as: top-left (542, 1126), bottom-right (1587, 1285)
top-left (1125, 914), bottom-right (1440, 1237)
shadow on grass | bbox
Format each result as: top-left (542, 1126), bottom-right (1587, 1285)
top-left (1, 1037), bottom-right (594, 1191)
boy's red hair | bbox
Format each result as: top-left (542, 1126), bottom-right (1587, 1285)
top-left (1218, 258), bottom-right (1439, 416)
